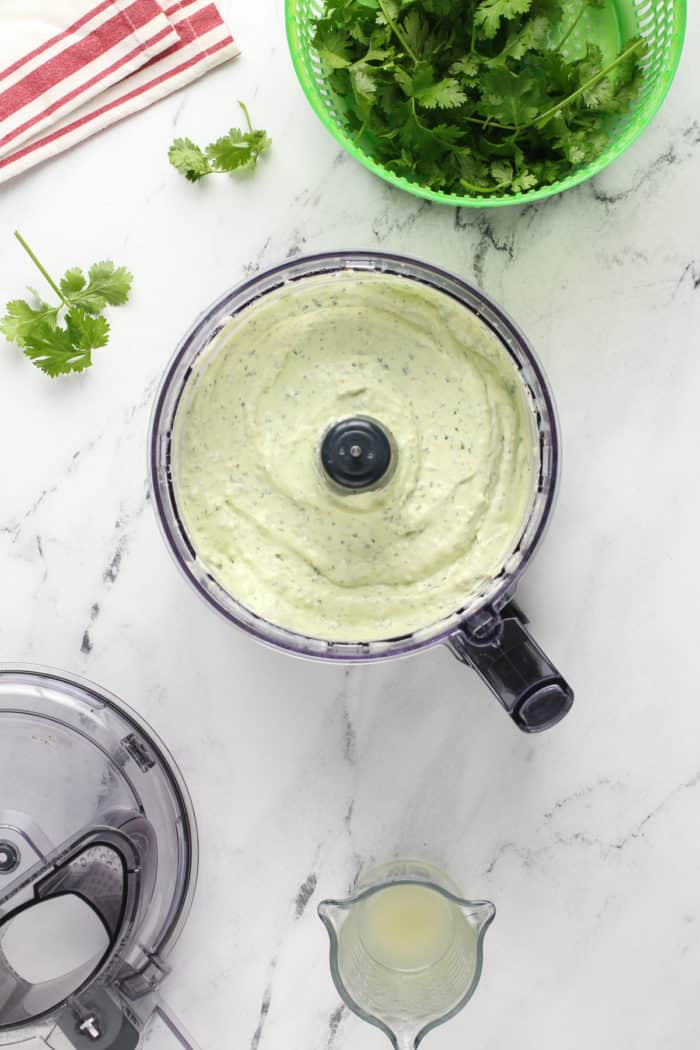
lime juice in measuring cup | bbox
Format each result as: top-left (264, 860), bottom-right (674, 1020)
top-left (319, 860), bottom-right (495, 1049)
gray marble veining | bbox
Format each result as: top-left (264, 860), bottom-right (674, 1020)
top-left (1, 1), bottom-right (699, 1047)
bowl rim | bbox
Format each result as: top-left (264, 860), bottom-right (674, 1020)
top-left (284, 0), bottom-right (687, 208)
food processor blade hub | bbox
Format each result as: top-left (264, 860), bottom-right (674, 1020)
top-left (321, 416), bottom-right (394, 491)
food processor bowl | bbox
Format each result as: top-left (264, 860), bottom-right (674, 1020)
top-left (149, 252), bottom-right (573, 732)
top-left (0, 667), bottom-right (199, 1049)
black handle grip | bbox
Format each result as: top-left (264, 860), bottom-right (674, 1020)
top-left (448, 602), bottom-right (574, 733)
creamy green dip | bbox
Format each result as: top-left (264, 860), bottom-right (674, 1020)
top-left (173, 271), bottom-right (536, 641)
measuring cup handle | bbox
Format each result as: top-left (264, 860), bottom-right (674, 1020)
top-left (448, 602), bottom-right (574, 732)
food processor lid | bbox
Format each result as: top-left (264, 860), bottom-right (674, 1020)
top-left (0, 667), bottom-right (198, 1047)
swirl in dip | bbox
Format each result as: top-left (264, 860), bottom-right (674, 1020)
top-left (172, 271), bottom-right (537, 641)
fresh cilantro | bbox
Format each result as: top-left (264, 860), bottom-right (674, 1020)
top-left (169, 102), bottom-right (271, 182)
top-left (168, 138), bottom-right (211, 182)
top-left (0, 232), bottom-right (132, 377)
top-left (474, 0), bottom-right (534, 42)
top-left (311, 0), bottom-right (647, 196)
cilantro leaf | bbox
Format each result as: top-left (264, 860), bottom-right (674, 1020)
top-left (474, 0), bottom-right (533, 40)
top-left (576, 43), bottom-right (605, 87)
top-left (314, 26), bottom-right (354, 67)
top-left (0, 299), bottom-right (57, 344)
top-left (582, 75), bottom-right (615, 108)
top-left (415, 77), bottom-right (467, 109)
top-left (478, 66), bottom-right (547, 125)
top-left (612, 35), bottom-right (646, 84)
top-left (81, 261), bottom-right (133, 309)
top-left (206, 127), bottom-right (272, 172)
top-left (376, 0), bottom-right (400, 25)
top-left (511, 169), bottom-right (539, 191)
top-left (449, 55), bottom-right (480, 80)
top-left (395, 61), bottom-right (467, 109)
top-left (65, 309), bottom-right (110, 350)
top-left (501, 14), bottom-right (551, 60)
top-left (1, 231), bottom-right (131, 378)
top-left (22, 321), bottom-right (92, 377)
top-left (59, 268), bottom-right (86, 296)
top-left (490, 159), bottom-right (514, 183)
top-left (458, 151), bottom-right (491, 185)
top-left (206, 130), bottom-right (257, 171)
top-left (169, 137), bottom-right (211, 181)
top-left (351, 65), bottom-right (379, 103)
top-left (596, 68), bottom-right (643, 115)
top-left (169, 102), bottom-right (271, 183)
top-left (402, 9), bottom-right (431, 57)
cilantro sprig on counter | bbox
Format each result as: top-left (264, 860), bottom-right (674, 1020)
top-left (169, 102), bottom-right (271, 182)
top-left (312, 0), bottom-right (647, 195)
top-left (1, 231), bottom-right (132, 377)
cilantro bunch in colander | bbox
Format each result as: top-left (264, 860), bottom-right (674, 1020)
top-left (312, 0), bottom-right (646, 196)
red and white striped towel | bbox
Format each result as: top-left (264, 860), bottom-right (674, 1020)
top-left (0, 0), bottom-right (239, 185)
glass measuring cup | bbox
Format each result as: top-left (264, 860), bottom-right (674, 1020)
top-left (319, 861), bottom-right (495, 1049)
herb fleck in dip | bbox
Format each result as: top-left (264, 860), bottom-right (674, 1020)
top-left (173, 271), bottom-right (536, 641)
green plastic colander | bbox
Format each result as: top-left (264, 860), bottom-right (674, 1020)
top-left (285, 0), bottom-right (686, 207)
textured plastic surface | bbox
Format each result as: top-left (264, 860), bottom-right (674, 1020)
top-left (449, 603), bottom-right (574, 732)
top-left (286, 0), bottom-right (686, 207)
top-left (0, 668), bottom-right (198, 1048)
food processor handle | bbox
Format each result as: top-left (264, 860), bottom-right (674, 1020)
top-left (448, 602), bottom-right (574, 732)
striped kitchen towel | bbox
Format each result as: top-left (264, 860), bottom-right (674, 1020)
top-left (0, 0), bottom-right (240, 185)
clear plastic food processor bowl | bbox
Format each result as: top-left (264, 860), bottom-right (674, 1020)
top-left (149, 252), bottom-right (573, 732)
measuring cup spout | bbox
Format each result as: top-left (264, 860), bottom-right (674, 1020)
top-left (318, 899), bottom-right (347, 936)
top-left (392, 1031), bottom-right (418, 1050)
top-left (462, 900), bottom-right (496, 934)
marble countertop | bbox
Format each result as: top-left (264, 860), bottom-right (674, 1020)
top-left (1, 2), bottom-right (699, 1047)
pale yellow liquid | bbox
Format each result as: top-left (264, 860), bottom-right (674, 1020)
top-left (357, 884), bottom-right (456, 973)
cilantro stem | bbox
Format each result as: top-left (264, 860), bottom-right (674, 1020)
top-left (13, 230), bottom-right (66, 305)
top-left (353, 122), bottom-right (367, 145)
top-left (555, 2), bottom-right (586, 52)
top-left (377, 0), bottom-right (419, 64)
top-left (457, 113), bottom-right (517, 131)
top-left (412, 97), bottom-right (516, 134)
top-left (522, 37), bottom-right (644, 131)
top-left (238, 100), bottom-right (253, 135)
top-left (460, 177), bottom-right (512, 194)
